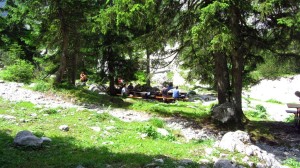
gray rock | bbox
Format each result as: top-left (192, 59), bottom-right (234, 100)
top-left (211, 103), bottom-right (237, 123)
top-left (179, 159), bottom-right (193, 165)
top-left (213, 159), bottom-right (235, 168)
top-left (0, 114), bottom-right (16, 121)
top-left (41, 137), bottom-right (52, 143)
top-left (156, 128), bottom-right (169, 136)
top-left (219, 131), bottom-right (284, 168)
top-left (218, 130), bottom-right (250, 152)
top-left (59, 125), bottom-right (69, 131)
top-left (13, 130), bottom-right (51, 147)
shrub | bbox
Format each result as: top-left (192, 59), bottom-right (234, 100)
top-left (149, 118), bottom-right (165, 128)
top-left (31, 80), bottom-right (53, 92)
top-left (245, 104), bottom-right (268, 120)
top-left (1, 59), bottom-right (34, 83)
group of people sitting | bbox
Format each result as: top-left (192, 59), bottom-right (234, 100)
top-left (120, 82), bottom-right (182, 102)
top-left (79, 72), bottom-right (181, 102)
top-left (161, 84), bottom-right (181, 102)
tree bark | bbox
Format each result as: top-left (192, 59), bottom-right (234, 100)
top-left (229, 4), bottom-right (245, 125)
top-left (55, 2), bottom-right (69, 84)
top-left (146, 49), bottom-right (151, 87)
top-left (214, 52), bottom-right (230, 104)
top-left (107, 47), bottom-right (116, 95)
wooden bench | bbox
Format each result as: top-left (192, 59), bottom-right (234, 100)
top-left (286, 103), bottom-right (300, 131)
top-left (155, 96), bottom-right (174, 103)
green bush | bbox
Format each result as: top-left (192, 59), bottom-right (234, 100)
top-left (1, 59), bottom-right (34, 83)
top-left (149, 118), bottom-right (165, 128)
top-left (31, 80), bottom-right (53, 92)
top-left (245, 104), bottom-right (268, 120)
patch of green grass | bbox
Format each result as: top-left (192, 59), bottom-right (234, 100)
top-left (30, 80), bottom-right (54, 92)
top-left (149, 118), bottom-right (165, 128)
top-left (129, 100), bottom-right (211, 120)
top-left (266, 99), bottom-right (283, 104)
top-left (283, 158), bottom-right (300, 168)
top-left (0, 98), bottom-right (218, 167)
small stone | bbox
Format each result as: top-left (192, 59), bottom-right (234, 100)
top-left (90, 126), bottom-right (101, 132)
top-left (154, 158), bottom-right (164, 164)
top-left (157, 128), bottom-right (169, 136)
top-left (59, 125), bottom-right (69, 131)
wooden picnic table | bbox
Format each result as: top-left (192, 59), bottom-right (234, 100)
top-left (286, 103), bottom-right (300, 131)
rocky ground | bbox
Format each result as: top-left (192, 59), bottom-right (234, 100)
top-left (1, 79), bottom-right (300, 166)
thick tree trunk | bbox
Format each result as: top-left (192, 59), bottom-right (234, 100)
top-left (214, 52), bottom-right (230, 104)
top-left (69, 34), bottom-right (81, 85)
top-left (229, 4), bottom-right (245, 126)
top-left (231, 49), bottom-right (244, 122)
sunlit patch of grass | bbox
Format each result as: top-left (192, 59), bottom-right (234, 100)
top-left (129, 99), bottom-right (211, 120)
top-left (149, 118), bottom-right (165, 128)
top-left (266, 99), bottom-right (283, 104)
top-left (283, 158), bottom-right (300, 168)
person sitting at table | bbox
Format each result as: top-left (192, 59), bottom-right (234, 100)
top-left (121, 84), bottom-right (128, 96)
top-left (127, 83), bottom-right (134, 94)
top-left (167, 82), bottom-right (173, 91)
top-left (172, 86), bottom-right (180, 100)
top-left (161, 85), bottom-right (168, 103)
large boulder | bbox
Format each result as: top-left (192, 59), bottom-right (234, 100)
top-left (211, 102), bottom-right (237, 124)
top-left (218, 131), bottom-right (284, 168)
top-left (88, 84), bottom-right (107, 93)
top-left (13, 130), bottom-right (51, 148)
top-left (218, 130), bottom-right (251, 152)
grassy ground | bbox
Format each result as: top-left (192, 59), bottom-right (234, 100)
top-left (0, 85), bottom-right (299, 167)
top-left (0, 98), bottom-right (217, 168)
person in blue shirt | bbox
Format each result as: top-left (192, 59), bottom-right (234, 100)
top-left (172, 86), bottom-right (180, 100)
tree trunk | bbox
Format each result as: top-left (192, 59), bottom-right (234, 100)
top-left (214, 52), bottom-right (230, 104)
top-left (146, 49), bottom-right (151, 87)
top-left (69, 33), bottom-right (81, 85)
top-left (231, 49), bottom-right (244, 122)
top-left (107, 47), bottom-right (116, 95)
top-left (229, 4), bottom-right (245, 126)
top-left (55, 2), bottom-right (69, 84)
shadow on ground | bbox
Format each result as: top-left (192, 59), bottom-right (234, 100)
top-left (0, 130), bottom-right (211, 168)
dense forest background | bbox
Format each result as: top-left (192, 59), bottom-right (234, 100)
top-left (1, 0), bottom-right (300, 127)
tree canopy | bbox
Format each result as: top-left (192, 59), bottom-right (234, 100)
top-left (1, 0), bottom-right (300, 126)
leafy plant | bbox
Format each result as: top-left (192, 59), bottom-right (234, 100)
top-left (245, 104), bottom-right (268, 120)
top-left (139, 125), bottom-right (175, 141)
top-left (284, 114), bottom-right (295, 123)
top-left (31, 80), bottom-right (53, 92)
top-left (42, 108), bottom-right (58, 115)
top-left (1, 59), bottom-right (35, 83)
top-left (149, 118), bottom-right (165, 128)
